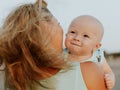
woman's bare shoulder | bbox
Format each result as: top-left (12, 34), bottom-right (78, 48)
top-left (80, 62), bottom-right (107, 90)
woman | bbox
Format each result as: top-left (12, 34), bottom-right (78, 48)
top-left (0, 0), bottom-right (68, 90)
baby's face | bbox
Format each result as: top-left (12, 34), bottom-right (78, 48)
top-left (65, 19), bottom-right (101, 56)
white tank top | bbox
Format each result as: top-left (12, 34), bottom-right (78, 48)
top-left (54, 61), bottom-right (87, 90)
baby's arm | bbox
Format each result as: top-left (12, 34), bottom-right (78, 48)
top-left (101, 58), bottom-right (115, 90)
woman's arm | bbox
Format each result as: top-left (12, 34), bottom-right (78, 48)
top-left (81, 62), bottom-right (107, 90)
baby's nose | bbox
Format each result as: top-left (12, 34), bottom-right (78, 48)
top-left (74, 35), bottom-right (82, 41)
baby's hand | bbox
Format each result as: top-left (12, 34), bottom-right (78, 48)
top-left (104, 73), bottom-right (115, 90)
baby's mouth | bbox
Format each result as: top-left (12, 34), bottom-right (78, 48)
top-left (70, 42), bottom-right (81, 47)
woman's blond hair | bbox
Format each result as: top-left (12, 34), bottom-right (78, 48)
top-left (0, 0), bottom-right (68, 90)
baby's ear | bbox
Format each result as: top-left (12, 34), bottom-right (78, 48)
top-left (93, 43), bottom-right (101, 51)
top-left (96, 43), bottom-right (101, 48)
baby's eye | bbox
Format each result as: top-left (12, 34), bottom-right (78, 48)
top-left (84, 34), bottom-right (89, 38)
top-left (70, 31), bottom-right (75, 34)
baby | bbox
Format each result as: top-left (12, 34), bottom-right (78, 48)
top-left (64, 15), bottom-right (115, 90)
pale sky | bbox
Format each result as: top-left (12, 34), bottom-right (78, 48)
top-left (0, 0), bottom-right (120, 53)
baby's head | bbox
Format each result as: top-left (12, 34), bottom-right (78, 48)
top-left (65, 15), bottom-right (104, 56)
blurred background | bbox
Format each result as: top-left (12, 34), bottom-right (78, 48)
top-left (0, 0), bottom-right (120, 89)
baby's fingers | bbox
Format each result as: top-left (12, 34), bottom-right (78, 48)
top-left (106, 80), bottom-right (113, 90)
